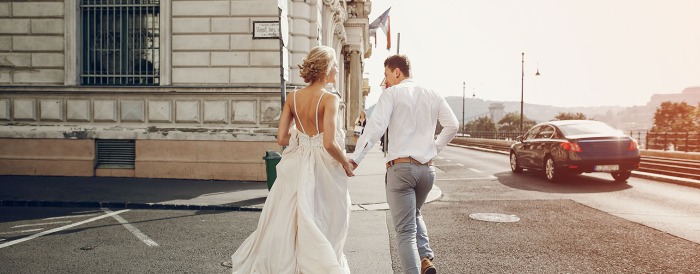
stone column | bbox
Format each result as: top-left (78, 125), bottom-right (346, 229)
top-left (346, 48), bottom-right (362, 145)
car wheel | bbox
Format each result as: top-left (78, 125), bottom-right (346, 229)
top-left (544, 156), bottom-right (561, 182)
top-left (510, 152), bottom-right (523, 173)
top-left (611, 170), bottom-right (632, 182)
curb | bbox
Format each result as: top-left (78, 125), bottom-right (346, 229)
top-left (631, 171), bottom-right (700, 189)
top-left (0, 200), bottom-right (264, 211)
top-left (0, 185), bottom-right (446, 211)
top-left (352, 185), bottom-right (443, 211)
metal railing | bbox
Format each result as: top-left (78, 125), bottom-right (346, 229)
top-left (461, 131), bottom-right (524, 141)
top-left (627, 131), bottom-right (700, 152)
top-left (462, 130), bottom-right (700, 153)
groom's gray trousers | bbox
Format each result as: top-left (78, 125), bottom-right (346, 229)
top-left (386, 163), bottom-right (436, 274)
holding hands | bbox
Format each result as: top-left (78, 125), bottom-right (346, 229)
top-left (342, 158), bottom-right (358, 177)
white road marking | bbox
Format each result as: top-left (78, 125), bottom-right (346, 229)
top-left (436, 164), bottom-right (463, 167)
top-left (43, 213), bottom-right (100, 220)
top-left (12, 221), bottom-right (72, 228)
top-left (0, 209), bottom-right (129, 249)
top-left (436, 176), bottom-right (497, 181)
top-left (468, 168), bottom-right (483, 173)
top-left (445, 159), bottom-right (452, 162)
top-left (436, 156), bottom-right (444, 159)
top-left (0, 239), bottom-right (5, 242)
top-left (0, 228), bottom-right (44, 235)
top-left (103, 209), bottom-right (159, 247)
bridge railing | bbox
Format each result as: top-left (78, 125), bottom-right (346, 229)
top-left (461, 130), bottom-right (700, 153)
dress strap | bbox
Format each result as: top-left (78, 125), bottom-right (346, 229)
top-left (314, 92), bottom-right (326, 136)
top-left (293, 91), bottom-right (306, 135)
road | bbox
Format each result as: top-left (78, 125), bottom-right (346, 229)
top-left (1, 146), bottom-right (699, 273)
top-left (392, 146), bottom-right (700, 273)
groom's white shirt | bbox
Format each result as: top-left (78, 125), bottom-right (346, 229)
top-left (351, 78), bottom-right (459, 164)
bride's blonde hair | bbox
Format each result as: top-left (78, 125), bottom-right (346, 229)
top-left (298, 46), bottom-right (337, 83)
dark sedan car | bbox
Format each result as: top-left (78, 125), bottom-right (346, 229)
top-left (509, 120), bottom-right (640, 182)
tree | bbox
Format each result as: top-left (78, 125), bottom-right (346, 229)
top-left (465, 116), bottom-right (496, 133)
top-left (554, 112), bottom-right (588, 120)
top-left (497, 112), bottom-right (535, 132)
top-left (696, 103), bottom-right (700, 131)
top-left (652, 101), bottom-right (696, 132)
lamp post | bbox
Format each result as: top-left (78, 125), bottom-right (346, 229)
top-left (462, 81), bottom-right (466, 136)
top-left (520, 53), bottom-right (525, 132)
top-left (520, 52), bottom-right (541, 133)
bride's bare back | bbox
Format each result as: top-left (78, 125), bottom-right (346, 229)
top-left (291, 86), bottom-right (331, 137)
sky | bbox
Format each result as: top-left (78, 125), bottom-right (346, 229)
top-left (362, 0), bottom-right (700, 108)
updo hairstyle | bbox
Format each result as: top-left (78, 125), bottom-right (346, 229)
top-left (298, 46), bottom-right (337, 83)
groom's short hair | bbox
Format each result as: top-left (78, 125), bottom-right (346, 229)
top-left (384, 55), bottom-right (410, 77)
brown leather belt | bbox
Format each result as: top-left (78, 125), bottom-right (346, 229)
top-left (385, 157), bottom-right (434, 169)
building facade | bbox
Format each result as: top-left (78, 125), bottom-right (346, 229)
top-left (0, 0), bottom-right (373, 181)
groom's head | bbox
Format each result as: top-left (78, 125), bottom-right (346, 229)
top-left (384, 55), bottom-right (410, 87)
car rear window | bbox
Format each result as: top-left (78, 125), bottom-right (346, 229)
top-left (558, 122), bottom-right (621, 136)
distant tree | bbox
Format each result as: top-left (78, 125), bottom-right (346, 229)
top-left (497, 112), bottom-right (535, 132)
top-left (651, 101), bottom-right (696, 132)
top-left (696, 103), bottom-right (700, 131)
top-left (465, 116), bottom-right (496, 133)
top-left (554, 112), bottom-right (588, 121)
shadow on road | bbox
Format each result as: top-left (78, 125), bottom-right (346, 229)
top-left (494, 171), bottom-right (632, 194)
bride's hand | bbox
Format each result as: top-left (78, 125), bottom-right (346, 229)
top-left (343, 162), bottom-right (355, 177)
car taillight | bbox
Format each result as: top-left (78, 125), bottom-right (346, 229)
top-left (560, 142), bottom-right (582, 152)
top-left (628, 140), bottom-right (638, 151)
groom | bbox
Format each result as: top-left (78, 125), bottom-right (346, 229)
top-left (350, 55), bottom-right (458, 274)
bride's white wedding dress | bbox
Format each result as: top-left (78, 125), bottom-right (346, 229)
top-left (230, 91), bottom-right (351, 274)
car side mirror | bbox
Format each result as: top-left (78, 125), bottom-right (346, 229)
top-left (516, 136), bottom-right (523, 142)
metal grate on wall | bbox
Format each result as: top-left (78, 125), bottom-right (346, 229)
top-left (80, 0), bottom-right (160, 86)
top-left (96, 139), bottom-right (135, 169)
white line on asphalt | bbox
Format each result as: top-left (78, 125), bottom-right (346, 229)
top-left (43, 213), bottom-right (100, 220)
top-left (468, 168), bottom-right (483, 173)
top-left (0, 209), bottom-right (129, 249)
top-left (103, 209), bottom-right (159, 247)
top-left (0, 239), bottom-right (5, 242)
top-left (0, 228), bottom-right (44, 235)
top-left (436, 176), bottom-right (497, 181)
top-left (445, 159), bottom-right (452, 162)
top-left (436, 156), bottom-right (443, 159)
top-left (12, 221), bottom-right (72, 228)
top-left (436, 164), bottom-right (463, 167)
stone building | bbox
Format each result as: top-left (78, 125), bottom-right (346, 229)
top-left (0, 0), bottom-right (373, 181)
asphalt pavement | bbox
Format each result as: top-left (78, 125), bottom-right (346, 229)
top-left (3, 144), bottom-right (699, 273)
top-left (0, 145), bottom-right (436, 273)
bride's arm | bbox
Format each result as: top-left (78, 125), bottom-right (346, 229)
top-left (322, 95), bottom-right (354, 176)
top-left (277, 94), bottom-right (294, 146)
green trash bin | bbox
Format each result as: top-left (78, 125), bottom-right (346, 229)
top-left (263, 150), bottom-right (282, 190)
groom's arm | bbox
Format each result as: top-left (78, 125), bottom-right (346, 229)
top-left (351, 91), bottom-right (393, 165)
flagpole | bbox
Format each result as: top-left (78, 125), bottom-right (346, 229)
top-left (396, 33), bottom-right (400, 54)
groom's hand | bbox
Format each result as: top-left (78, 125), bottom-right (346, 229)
top-left (349, 159), bottom-right (358, 170)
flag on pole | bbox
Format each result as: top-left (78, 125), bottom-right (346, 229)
top-left (369, 7), bottom-right (391, 50)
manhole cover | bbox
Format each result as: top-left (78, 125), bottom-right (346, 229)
top-left (469, 213), bottom-right (520, 223)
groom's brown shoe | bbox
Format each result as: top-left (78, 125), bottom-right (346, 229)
top-left (421, 257), bottom-right (436, 274)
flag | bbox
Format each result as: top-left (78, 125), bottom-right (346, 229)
top-left (369, 7), bottom-right (391, 50)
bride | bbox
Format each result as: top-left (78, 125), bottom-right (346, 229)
top-left (230, 46), bottom-right (355, 274)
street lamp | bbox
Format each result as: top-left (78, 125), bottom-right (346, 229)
top-left (462, 81), bottom-right (466, 136)
top-left (520, 52), bottom-right (540, 132)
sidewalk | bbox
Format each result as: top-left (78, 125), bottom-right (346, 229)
top-left (0, 145), bottom-right (441, 210)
